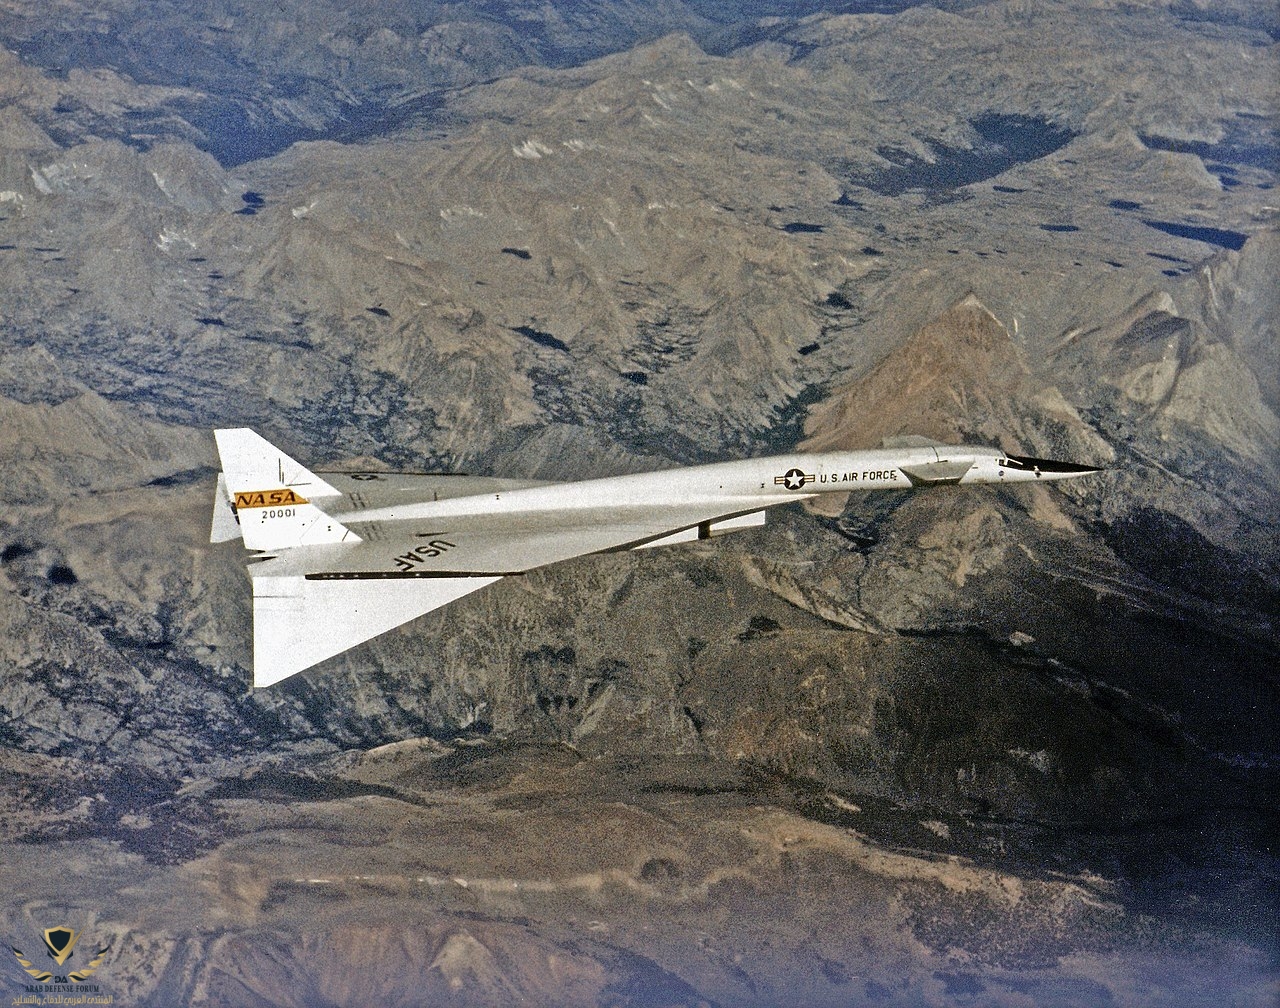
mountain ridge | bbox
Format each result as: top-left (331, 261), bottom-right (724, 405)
top-left (0, 1), bottom-right (1276, 1002)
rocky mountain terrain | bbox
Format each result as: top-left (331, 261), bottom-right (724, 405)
top-left (0, 0), bottom-right (1276, 1004)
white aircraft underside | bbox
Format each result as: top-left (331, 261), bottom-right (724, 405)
top-left (211, 428), bottom-right (1100, 687)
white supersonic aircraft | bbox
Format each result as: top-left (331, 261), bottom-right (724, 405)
top-left (211, 428), bottom-right (1100, 686)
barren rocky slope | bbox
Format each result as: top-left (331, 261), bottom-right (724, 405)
top-left (0, 0), bottom-right (1277, 1004)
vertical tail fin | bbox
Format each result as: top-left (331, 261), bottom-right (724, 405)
top-left (210, 473), bottom-right (242, 544)
top-left (213, 428), bottom-right (359, 551)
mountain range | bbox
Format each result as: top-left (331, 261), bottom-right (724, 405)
top-left (0, 0), bottom-right (1276, 1004)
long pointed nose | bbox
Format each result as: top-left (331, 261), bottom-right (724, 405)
top-left (1003, 454), bottom-right (1103, 480)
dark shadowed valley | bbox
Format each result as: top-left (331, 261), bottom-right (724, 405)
top-left (0, 0), bottom-right (1277, 1004)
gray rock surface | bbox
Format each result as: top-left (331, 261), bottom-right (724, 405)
top-left (0, 0), bottom-right (1276, 1004)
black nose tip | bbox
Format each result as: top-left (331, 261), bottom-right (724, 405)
top-left (1003, 454), bottom-right (1102, 475)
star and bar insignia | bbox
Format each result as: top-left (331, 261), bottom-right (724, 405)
top-left (774, 468), bottom-right (815, 491)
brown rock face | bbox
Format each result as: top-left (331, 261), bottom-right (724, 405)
top-left (804, 294), bottom-right (1031, 450)
top-left (0, 0), bottom-right (1276, 1004)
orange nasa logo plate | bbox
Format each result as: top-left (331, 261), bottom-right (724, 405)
top-left (233, 488), bottom-right (309, 509)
